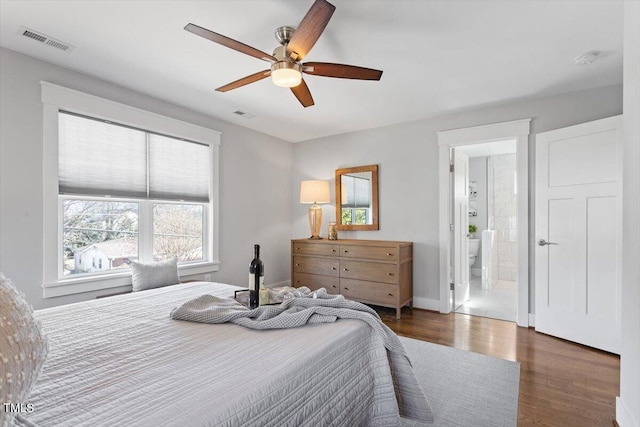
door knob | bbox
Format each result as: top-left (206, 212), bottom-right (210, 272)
top-left (538, 239), bottom-right (559, 246)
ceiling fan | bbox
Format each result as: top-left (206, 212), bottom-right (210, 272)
top-left (184, 0), bottom-right (383, 108)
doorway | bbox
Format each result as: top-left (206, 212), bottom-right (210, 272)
top-left (437, 119), bottom-right (530, 327)
top-left (453, 142), bottom-right (518, 322)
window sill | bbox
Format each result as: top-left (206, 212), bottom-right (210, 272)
top-left (42, 260), bottom-right (220, 298)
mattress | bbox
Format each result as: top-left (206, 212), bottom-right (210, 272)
top-left (20, 282), bottom-right (417, 426)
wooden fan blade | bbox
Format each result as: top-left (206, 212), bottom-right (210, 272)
top-left (185, 23), bottom-right (275, 62)
top-left (290, 79), bottom-right (315, 108)
top-left (303, 62), bottom-right (383, 80)
top-left (286, 0), bottom-right (335, 61)
top-left (216, 70), bottom-right (271, 92)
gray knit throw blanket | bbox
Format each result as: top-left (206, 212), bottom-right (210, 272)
top-left (170, 287), bottom-right (407, 356)
top-left (170, 287), bottom-right (434, 423)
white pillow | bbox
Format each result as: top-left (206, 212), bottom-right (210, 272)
top-left (130, 258), bottom-right (180, 292)
top-left (0, 274), bottom-right (48, 427)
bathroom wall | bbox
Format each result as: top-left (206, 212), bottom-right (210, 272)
top-left (468, 157), bottom-right (488, 273)
top-left (488, 154), bottom-right (518, 282)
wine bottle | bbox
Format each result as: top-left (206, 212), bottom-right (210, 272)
top-left (249, 244), bottom-right (264, 308)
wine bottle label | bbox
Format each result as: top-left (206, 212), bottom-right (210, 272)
top-left (249, 273), bottom-right (256, 291)
top-left (259, 275), bottom-right (264, 288)
top-left (259, 288), bottom-right (270, 306)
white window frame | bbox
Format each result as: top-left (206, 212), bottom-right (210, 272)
top-left (41, 81), bottom-right (220, 298)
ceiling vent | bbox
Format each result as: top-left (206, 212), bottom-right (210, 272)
top-left (574, 51), bottom-right (599, 66)
top-left (233, 110), bottom-right (255, 119)
top-left (19, 26), bottom-right (75, 52)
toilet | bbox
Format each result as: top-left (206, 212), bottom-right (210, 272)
top-left (469, 238), bottom-right (480, 271)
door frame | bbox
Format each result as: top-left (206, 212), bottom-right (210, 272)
top-left (437, 118), bottom-right (531, 327)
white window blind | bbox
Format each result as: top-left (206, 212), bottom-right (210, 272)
top-left (58, 112), bottom-right (210, 202)
top-left (149, 134), bottom-right (210, 202)
top-left (342, 175), bottom-right (371, 208)
top-left (59, 112), bottom-right (147, 198)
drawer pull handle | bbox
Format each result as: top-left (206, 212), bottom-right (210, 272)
top-left (388, 273), bottom-right (394, 276)
top-left (387, 253), bottom-right (393, 256)
top-left (388, 293), bottom-right (393, 296)
top-left (344, 287), bottom-right (349, 290)
top-left (332, 285), bottom-right (337, 288)
top-left (331, 267), bottom-right (337, 270)
top-left (295, 263), bottom-right (300, 266)
top-left (344, 250), bottom-right (349, 253)
top-left (331, 249), bottom-right (336, 253)
top-left (343, 268), bottom-right (349, 272)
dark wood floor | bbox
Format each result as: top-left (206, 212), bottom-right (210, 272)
top-left (376, 307), bottom-right (620, 426)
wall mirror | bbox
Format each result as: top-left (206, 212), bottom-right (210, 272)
top-left (335, 164), bottom-right (379, 230)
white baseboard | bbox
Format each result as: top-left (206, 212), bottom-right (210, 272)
top-left (269, 280), bottom-right (291, 288)
top-left (617, 396), bottom-right (638, 427)
top-left (412, 296), bottom-right (440, 311)
top-left (528, 313), bottom-right (535, 327)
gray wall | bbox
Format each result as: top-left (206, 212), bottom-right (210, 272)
top-left (0, 47), bottom-right (293, 309)
top-left (292, 84), bottom-right (623, 309)
top-left (468, 156), bottom-right (487, 270)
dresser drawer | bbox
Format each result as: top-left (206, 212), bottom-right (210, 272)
top-left (293, 242), bottom-right (339, 257)
top-left (340, 244), bottom-right (398, 261)
top-left (340, 260), bottom-right (397, 284)
top-left (293, 256), bottom-right (339, 277)
top-left (293, 273), bottom-right (339, 294)
top-left (291, 238), bottom-right (412, 320)
top-left (340, 279), bottom-right (397, 305)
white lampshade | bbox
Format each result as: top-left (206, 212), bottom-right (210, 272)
top-left (271, 68), bottom-right (302, 88)
top-left (271, 61), bottom-right (303, 88)
top-left (300, 180), bottom-right (331, 204)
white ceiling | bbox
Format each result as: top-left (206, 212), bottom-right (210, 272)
top-left (0, 0), bottom-right (623, 143)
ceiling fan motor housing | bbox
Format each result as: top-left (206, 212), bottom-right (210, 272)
top-left (272, 45), bottom-right (294, 62)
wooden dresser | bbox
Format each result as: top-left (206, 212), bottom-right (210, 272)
top-left (291, 239), bottom-right (413, 319)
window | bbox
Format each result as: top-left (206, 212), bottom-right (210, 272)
top-left (42, 82), bottom-right (220, 297)
top-left (63, 199), bottom-right (138, 275)
top-left (340, 175), bottom-right (371, 225)
top-left (153, 203), bottom-right (203, 262)
top-left (59, 111), bottom-right (210, 277)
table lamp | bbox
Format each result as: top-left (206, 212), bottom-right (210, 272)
top-left (300, 180), bottom-right (331, 239)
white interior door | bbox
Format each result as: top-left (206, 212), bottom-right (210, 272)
top-left (453, 149), bottom-right (470, 309)
top-left (535, 115), bottom-right (622, 354)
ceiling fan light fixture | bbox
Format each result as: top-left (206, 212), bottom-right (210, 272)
top-left (271, 61), bottom-right (302, 87)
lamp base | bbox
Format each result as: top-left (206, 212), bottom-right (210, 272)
top-left (308, 203), bottom-right (323, 240)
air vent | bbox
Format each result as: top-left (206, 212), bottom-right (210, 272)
top-left (233, 110), bottom-right (255, 119)
top-left (22, 29), bottom-right (46, 43)
top-left (19, 26), bottom-right (74, 52)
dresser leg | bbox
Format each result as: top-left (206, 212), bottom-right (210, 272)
top-left (396, 306), bottom-right (401, 320)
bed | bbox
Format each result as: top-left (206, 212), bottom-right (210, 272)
top-left (18, 281), bottom-right (431, 426)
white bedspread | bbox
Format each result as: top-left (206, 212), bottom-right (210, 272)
top-left (19, 282), bottom-right (432, 427)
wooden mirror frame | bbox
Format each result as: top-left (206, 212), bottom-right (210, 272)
top-left (335, 164), bottom-right (379, 231)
